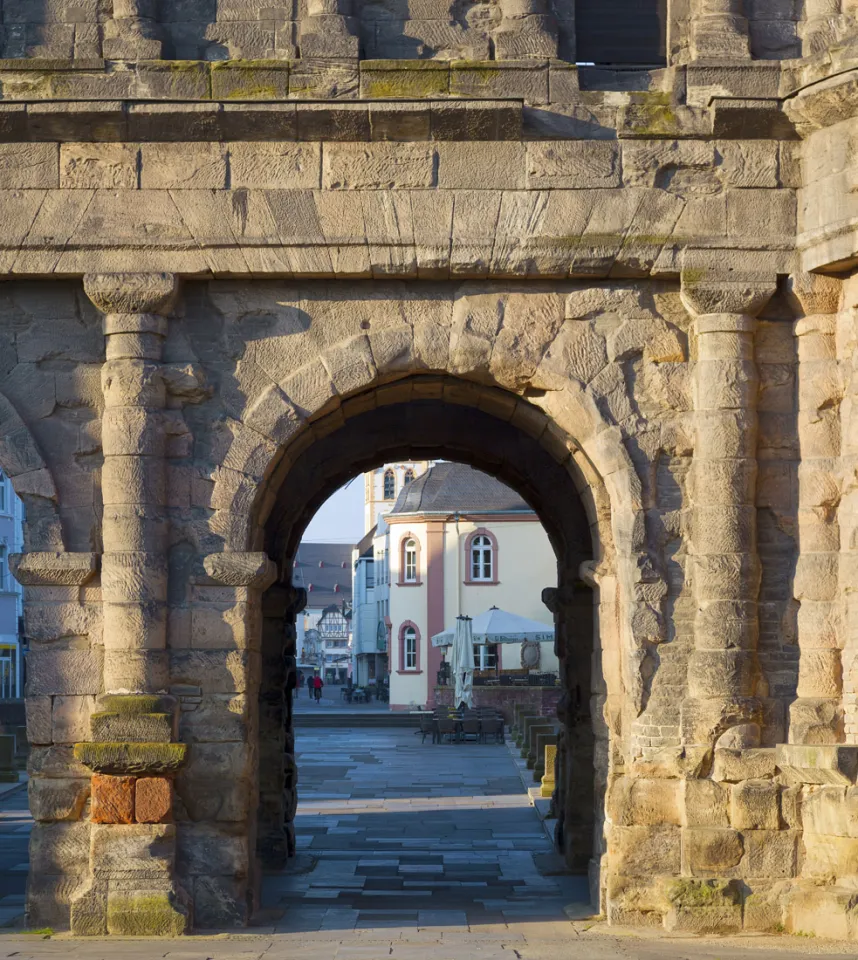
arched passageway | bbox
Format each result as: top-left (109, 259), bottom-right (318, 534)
top-left (252, 376), bottom-right (609, 903)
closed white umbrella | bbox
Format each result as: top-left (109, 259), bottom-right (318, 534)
top-left (431, 606), bottom-right (554, 648)
top-left (451, 615), bottom-right (474, 709)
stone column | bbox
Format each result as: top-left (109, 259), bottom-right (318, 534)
top-left (84, 273), bottom-right (178, 696)
top-left (299, 0), bottom-right (359, 58)
top-left (788, 272), bottom-right (844, 744)
top-left (680, 275), bottom-right (776, 753)
top-left (494, 0), bottom-right (559, 59)
top-left (800, 0), bottom-right (844, 56)
top-left (102, 0), bottom-right (163, 59)
top-left (689, 0), bottom-right (751, 59)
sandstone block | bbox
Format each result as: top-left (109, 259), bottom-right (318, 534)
top-left (26, 696), bottom-right (52, 745)
top-left (139, 143), bottom-right (228, 189)
top-left (75, 741), bottom-right (187, 776)
top-left (435, 142), bottom-right (525, 190)
top-left (607, 776), bottom-right (681, 826)
top-left (801, 832), bottom-right (858, 882)
top-left (91, 823), bottom-right (175, 878)
top-left (176, 822), bottom-right (249, 877)
top-left (527, 140), bottom-right (619, 189)
top-left (27, 650), bottom-right (103, 697)
top-left (106, 886), bottom-right (188, 936)
top-left (742, 829), bottom-right (799, 879)
top-left (30, 821), bottom-right (91, 875)
top-left (731, 779), bottom-right (780, 830)
top-left (194, 875), bottom-right (248, 928)
top-left (776, 744), bottom-right (858, 785)
top-left (90, 711), bottom-right (173, 743)
top-left (29, 777), bottom-right (90, 822)
top-left (608, 824), bottom-right (681, 876)
top-left (60, 144), bottom-right (138, 189)
top-left (229, 143), bottom-right (321, 190)
top-left (681, 779), bottom-right (730, 827)
top-left (0, 143), bottom-right (58, 188)
top-left (135, 777), bottom-right (172, 824)
top-left (323, 143), bottom-right (434, 190)
top-left (52, 696), bottom-right (98, 745)
top-left (664, 878), bottom-right (742, 934)
top-left (682, 827), bottom-right (744, 877)
top-left (713, 748), bottom-right (777, 782)
top-left (91, 774), bottom-right (135, 824)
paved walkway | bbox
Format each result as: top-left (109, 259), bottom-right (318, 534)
top-left (2, 727), bottom-right (858, 956)
top-left (259, 728), bottom-right (587, 931)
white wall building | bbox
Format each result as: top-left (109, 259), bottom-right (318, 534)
top-left (0, 469), bottom-right (24, 699)
top-left (377, 463), bottom-right (558, 711)
top-left (292, 542), bottom-right (352, 673)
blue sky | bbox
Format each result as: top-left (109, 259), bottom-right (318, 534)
top-left (301, 479), bottom-right (365, 543)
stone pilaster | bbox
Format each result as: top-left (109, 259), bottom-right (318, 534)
top-left (680, 275), bottom-right (776, 752)
top-left (299, 0), bottom-right (359, 58)
top-left (494, 0), bottom-right (559, 59)
top-left (788, 272), bottom-right (844, 744)
top-left (800, 0), bottom-right (846, 56)
top-left (689, 0), bottom-right (751, 59)
top-left (84, 273), bottom-right (178, 696)
top-left (102, 0), bottom-right (163, 59)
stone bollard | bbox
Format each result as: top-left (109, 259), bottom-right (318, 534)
top-left (520, 715), bottom-right (548, 758)
top-left (541, 743), bottom-right (557, 798)
top-left (533, 731), bottom-right (557, 781)
top-left (0, 734), bottom-right (18, 782)
top-left (527, 723), bottom-right (555, 769)
top-left (511, 706), bottom-right (535, 743)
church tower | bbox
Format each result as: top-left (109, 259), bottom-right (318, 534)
top-left (364, 461), bottom-right (433, 533)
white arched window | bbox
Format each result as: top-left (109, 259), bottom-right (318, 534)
top-left (404, 468), bottom-right (415, 485)
top-left (403, 626), bottom-right (417, 670)
top-left (470, 534), bottom-right (493, 582)
top-left (404, 539), bottom-right (417, 582)
top-left (383, 469), bottom-right (396, 500)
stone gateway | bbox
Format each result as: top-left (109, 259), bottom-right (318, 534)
top-left (4, 0), bottom-right (858, 940)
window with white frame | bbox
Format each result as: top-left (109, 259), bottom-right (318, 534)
top-left (473, 643), bottom-right (498, 670)
top-left (0, 546), bottom-right (7, 590)
top-left (470, 534), bottom-right (494, 581)
top-left (0, 472), bottom-right (6, 512)
top-left (404, 468), bottom-right (414, 485)
top-left (404, 538), bottom-right (417, 582)
top-left (403, 627), bottom-right (417, 670)
top-left (383, 469), bottom-right (396, 500)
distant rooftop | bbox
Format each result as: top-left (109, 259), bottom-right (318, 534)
top-left (388, 463), bottom-right (532, 517)
top-left (293, 542), bottom-right (353, 607)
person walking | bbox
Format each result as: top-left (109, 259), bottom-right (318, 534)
top-left (296, 670), bottom-right (303, 697)
top-left (307, 673), bottom-right (314, 698)
top-left (313, 674), bottom-right (324, 704)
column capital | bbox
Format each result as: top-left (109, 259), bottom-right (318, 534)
top-left (83, 273), bottom-right (178, 316)
top-left (680, 271), bottom-right (776, 318)
top-left (786, 271), bottom-right (841, 316)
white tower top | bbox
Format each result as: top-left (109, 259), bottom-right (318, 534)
top-left (364, 462), bottom-right (433, 533)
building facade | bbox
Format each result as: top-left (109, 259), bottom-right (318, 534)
top-left (364, 461), bottom-right (433, 532)
top-left (0, 470), bottom-right (24, 700)
top-left (9, 0), bottom-right (858, 940)
top-left (382, 464), bottom-right (557, 710)
top-left (291, 542), bottom-right (353, 668)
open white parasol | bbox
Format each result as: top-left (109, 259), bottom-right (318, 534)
top-left (431, 606), bottom-right (554, 648)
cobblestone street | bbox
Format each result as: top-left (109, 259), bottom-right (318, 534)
top-left (2, 727), bottom-right (858, 957)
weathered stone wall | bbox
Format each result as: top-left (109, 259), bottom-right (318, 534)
top-left (7, 0), bottom-right (858, 940)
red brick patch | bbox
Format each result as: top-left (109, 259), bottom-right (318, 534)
top-left (91, 774), bottom-right (134, 824)
top-left (135, 777), bottom-right (172, 823)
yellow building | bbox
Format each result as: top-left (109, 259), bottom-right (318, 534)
top-left (383, 463), bottom-right (558, 710)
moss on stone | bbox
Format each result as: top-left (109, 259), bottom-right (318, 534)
top-left (74, 741), bottom-right (187, 775)
top-left (667, 878), bottom-right (740, 908)
top-left (99, 694), bottom-right (164, 715)
top-left (107, 893), bottom-right (187, 936)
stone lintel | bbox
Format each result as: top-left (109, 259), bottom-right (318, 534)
top-left (83, 272), bottom-right (178, 316)
top-left (11, 551), bottom-right (98, 586)
top-left (775, 743), bottom-right (858, 785)
top-left (200, 552), bottom-right (278, 590)
top-left (74, 741), bottom-right (187, 775)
